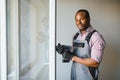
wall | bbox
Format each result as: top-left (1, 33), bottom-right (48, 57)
top-left (56, 0), bottom-right (120, 80)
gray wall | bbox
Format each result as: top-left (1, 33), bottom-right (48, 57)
top-left (56, 0), bottom-right (120, 80)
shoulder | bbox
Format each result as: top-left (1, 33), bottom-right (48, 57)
top-left (91, 31), bottom-right (106, 46)
top-left (92, 31), bottom-right (104, 40)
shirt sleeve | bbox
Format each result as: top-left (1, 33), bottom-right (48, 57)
top-left (90, 32), bottom-right (106, 63)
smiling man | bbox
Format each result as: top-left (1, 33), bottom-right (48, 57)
top-left (70, 9), bottom-right (106, 80)
top-left (56, 9), bottom-right (106, 80)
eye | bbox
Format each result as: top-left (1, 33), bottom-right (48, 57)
top-left (75, 19), bottom-right (79, 22)
top-left (81, 18), bottom-right (85, 20)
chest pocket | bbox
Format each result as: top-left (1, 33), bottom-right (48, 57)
top-left (73, 40), bottom-right (90, 58)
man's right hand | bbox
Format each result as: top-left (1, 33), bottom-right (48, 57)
top-left (62, 50), bottom-right (74, 60)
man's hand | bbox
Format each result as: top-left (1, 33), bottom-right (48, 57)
top-left (56, 43), bottom-right (65, 54)
top-left (56, 43), bottom-right (74, 62)
top-left (62, 50), bottom-right (74, 60)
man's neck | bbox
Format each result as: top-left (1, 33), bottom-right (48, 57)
top-left (80, 24), bottom-right (91, 34)
top-left (80, 30), bottom-right (87, 35)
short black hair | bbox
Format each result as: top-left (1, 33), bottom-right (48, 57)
top-left (75, 9), bottom-right (90, 19)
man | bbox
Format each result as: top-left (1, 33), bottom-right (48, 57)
top-left (56, 9), bottom-right (105, 80)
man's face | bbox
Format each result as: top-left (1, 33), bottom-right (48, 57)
top-left (75, 12), bottom-right (90, 30)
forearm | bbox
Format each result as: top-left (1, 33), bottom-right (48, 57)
top-left (72, 56), bottom-right (99, 67)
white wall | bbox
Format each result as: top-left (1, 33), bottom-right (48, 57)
top-left (56, 0), bottom-right (120, 80)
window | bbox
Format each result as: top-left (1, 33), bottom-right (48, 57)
top-left (0, 0), bottom-right (55, 80)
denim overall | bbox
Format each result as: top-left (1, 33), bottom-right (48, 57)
top-left (71, 30), bottom-right (98, 80)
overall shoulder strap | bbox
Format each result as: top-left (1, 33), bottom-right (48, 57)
top-left (85, 30), bottom-right (97, 43)
top-left (73, 32), bottom-right (79, 40)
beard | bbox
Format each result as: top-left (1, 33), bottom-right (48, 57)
top-left (77, 22), bottom-right (90, 31)
top-left (77, 24), bottom-right (89, 31)
top-left (79, 26), bottom-right (89, 31)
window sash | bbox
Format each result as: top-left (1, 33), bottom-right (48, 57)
top-left (0, 0), bottom-right (56, 80)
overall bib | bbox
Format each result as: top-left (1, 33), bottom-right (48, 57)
top-left (71, 30), bottom-right (98, 80)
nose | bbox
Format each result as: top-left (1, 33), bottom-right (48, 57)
top-left (77, 20), bottom-right (81, 24)
top-left (79, 20), bottom-right (82, 24)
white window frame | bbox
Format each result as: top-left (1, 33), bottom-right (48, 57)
top-left (49, 0), bottom-right (56, 80)
top-left (0, 0), bottom-right (19, 80)
top-left (0, 0), bottom-right (7, 80)
top-left (0, 0), bottom-right (56, 80)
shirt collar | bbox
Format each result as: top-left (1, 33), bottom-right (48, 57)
top-left (86, 26), bottom-right (94, 33)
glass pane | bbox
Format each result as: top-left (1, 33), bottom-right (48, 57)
top-left (19, 0), bottom-right (49, 80)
